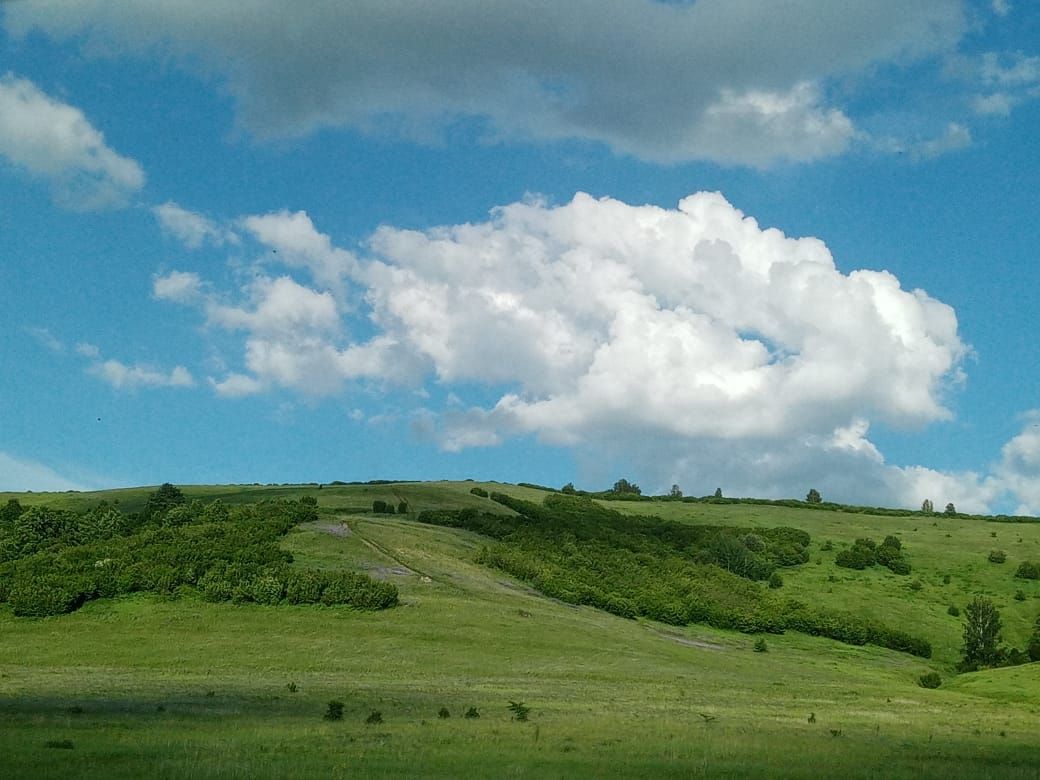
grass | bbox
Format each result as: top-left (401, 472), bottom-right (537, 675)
top-left (2, 481), bottom-right (1040, 777)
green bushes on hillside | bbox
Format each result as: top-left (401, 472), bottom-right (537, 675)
top-left (417, 493), bottom-right (931, 658)
top-left (1015, 561), bottom-right (1040, 579)
top-left (835, 536), bottom-right (911, 575)
top-left (0, 492), bottom-right (397, 617)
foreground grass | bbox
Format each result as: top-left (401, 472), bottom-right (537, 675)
top-left (2, 483), bottom-right (1040, 777)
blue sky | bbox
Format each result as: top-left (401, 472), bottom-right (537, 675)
top-left (2, 1), bottom-right (1039, 512)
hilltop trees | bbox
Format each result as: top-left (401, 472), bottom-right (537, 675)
top-left (146, 483), bottom-right (186, 517)
top-left (921, 499), bottom-right (934, 513)
top-left (945, 503), bottom-right (957, 515)
top-left (806, 488), bottom-right (822, 504)
top-left (669, 484), bottom-right (682, 498)
top-left (611, 479), bottom-right (641, 495)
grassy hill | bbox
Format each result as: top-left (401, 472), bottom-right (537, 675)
top-left (1, 481), bottom-right (1039, 778)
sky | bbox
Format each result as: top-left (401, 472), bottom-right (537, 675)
top-left (1, 1), bottom-right (1039, 513)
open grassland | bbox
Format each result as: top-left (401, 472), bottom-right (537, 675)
top-left (1, 481), bottom-right (1040, 777)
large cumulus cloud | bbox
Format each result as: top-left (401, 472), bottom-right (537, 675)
top-left (4, 0), bottom-right (966, 165)
top-left (150, 190), bottom-right (1010, 509)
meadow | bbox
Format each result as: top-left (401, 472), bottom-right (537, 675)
top-left (1, 481), bottom-right (1039, 778)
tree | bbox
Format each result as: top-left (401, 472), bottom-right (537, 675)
top-left (611, 479), bottom-right (641, 495)
top-left (962, 596), bottom-right (1002, 669)
top-left (146, 483), bottom-right (186, 517)
top-left (806, 488), bottom-right (822, 504)
top-left (669, 484), bottom-right (683, 498)
top-left (0, 498), bottom-right (24, 527)
top-left (714, 487), bottom-right (723, 499)
top-left (944, 502), bottom-right (956, 516)
top-left (921, 499), bottom-right (934, 514)
top-left (561, 482), bottom-right (576, 494)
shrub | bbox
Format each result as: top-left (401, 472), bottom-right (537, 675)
top-left (366, 710), bottom-right (383, 724)
top-left (767, 571), bottom-right (783, 589)
top-left (438, 707), bottom-right (450, 719)
top-left (324, 701), bottom-right (344, 721)
top-left (942, 574), bottom-right (951, 585)
top-left (508, 701), bottom-right (530, 721)
top-left (397, 501), bottom-right (409, 515)
top-left (948, 605), bottom-right (960, 617)
top-left (988, 550), bottom-right (1007, 564)
top-left (753, 637), bottom-right (768, 652)
top-left (284, 570), bottom-right (324, 604)
top-left (469, 487), bottom-right (489, 498)
top-left (250, 574), bottom-right (285, 605)
top-left (464, 707), bottom-right (480, 719)
top-left (1015, 562), bottom-right (1040, 580)
top-left (821, 540), bottom-right (833, 551)
top-left (909, 579), bottom-right (923, 591)
top-left (918, 672), bottom-right (942, 689)
top-left (882, 535), bottom-right (901, 550)
top-left (1014, 590), bottom-right (1026, 601)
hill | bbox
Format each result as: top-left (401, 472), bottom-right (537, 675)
top-left (0, 480), bottom-right (1038, 778)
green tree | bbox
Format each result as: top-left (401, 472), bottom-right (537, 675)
top-left (611, 479), bottom-right (641, 495)
top-left (0, 498), bottom-right (24, 527)
top-left (146, 483), bottom-right (186, 517)
top-left (944, 502), bottom-right (956, 515)
top-left (921, 499), bottom-right (934, 513)
top-left (962, 596), bottom-right (1002, 669)
top-left (806, 488), bottom-right (822, 504)
top-left (669, 484), bottom-right (683, 498)
top-left (561, 482), bottom-right (576, 494)
top-left (714, 487), bottom-right (723, 499)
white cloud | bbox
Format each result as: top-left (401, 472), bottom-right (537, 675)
top-left (0, 451), bottom-right (91, 492)
top-left (210, 372), bottom-right (265, 398)
top-left (75, 342), bottom-right (100, 358)
top-left (241, 210), bottom-right (357, 292)
top-left (4, 1), bottom-right (966, 166)
top-left (153, 270), bottom-right (203, 303)
top-left (968, 52), bottom-right (1040, 118)
top-left (992, 0), bottom-right (1011, 16)
top-left (153, 201), bottom-right (236, 248)
top-left (972, 92), bottom-right (1016, 116)
top-left (692, 82), bottom-right (855, 167)
top-left (0, 73), bottom-right (144, 209)
top-left (362, 192), bottom-right (965, 446)
top-left (25, 326), bottom-right (64, 353)
top-left (914, 122), bottom-right (972, 159)
top-left (89, 359), bottom-right (195, 390)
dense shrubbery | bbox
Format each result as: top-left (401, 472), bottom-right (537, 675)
top-left (417, 493), bottom-right (931, 658)
top-left (0, 491), bottom-right (397, 617)
top-left (835, 536), bottom-right (911, 575)
top-left (988, 550), bottom-right (1006, 564)
top-left (469, 487), bottom-right (489, 498)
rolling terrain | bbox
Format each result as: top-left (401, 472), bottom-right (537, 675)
top-left (1, 481), bottom-right (1038, 778)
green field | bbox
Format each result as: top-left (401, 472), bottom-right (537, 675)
top-left (2, 481), bottom-right (1039, 778)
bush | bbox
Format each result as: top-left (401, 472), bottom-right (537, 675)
top-left (919, 672), bottom-right (942, 689)
top-left (464, 707), bottom-right (480, 719)
top-left (948, 605), bottom-right (960, 617)
top-left (1014, 590), bottom-right (1026, 601)
top-left (324, 700), bottom-right (344, 721)
top-left (909, 579), bottom-right (923, 591)
top-left (742, 534), bottom-right (765, 552)
top-left (365, 710), bottom-right (383, 724)
top-left (508, 700), bottom-right (530, 721)
top-left (767, 571), bottom-right (783, 589)
top-left (1015, 561), bottom-right (1040, 580)
top-left (469, 487), bottom-right (489, 498)
top-left (753, 637), bottom-right (768, 653)
top-left (988, 550), bottom-right (1007, 564)
top-left (438, 707), bottom-right (450, 719)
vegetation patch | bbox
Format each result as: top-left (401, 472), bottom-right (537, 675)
top-left (0, 488), bottom-right (397, 617)
top-left (417, 493), bottom-right (931, 657)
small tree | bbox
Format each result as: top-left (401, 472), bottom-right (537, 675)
top-left (921, 499), bottom-right (934, 514)
top-left (561, 482), bottom-right (576, 494)
top-left (806, 488), bottom-right (822, 504)
top-left (962, 596), bottom-right (1002, 669)
top-left (669, 484), bottom-right (683, 498)
top-left (944, 503), bottom-right (956, 516)
top-left (714, 487), bottom-right (723, 499)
